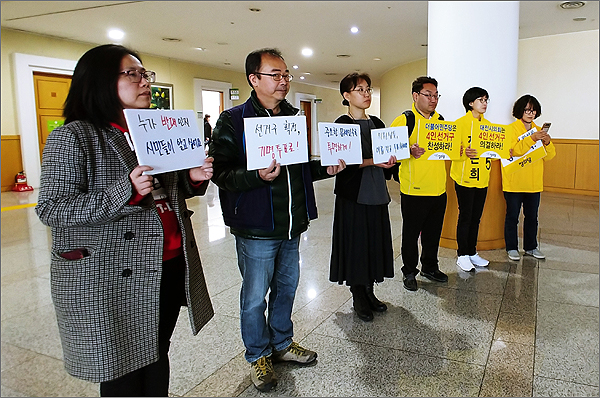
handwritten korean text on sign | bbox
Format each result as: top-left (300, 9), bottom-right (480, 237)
top-left (471, 121), bottom-right (511, 159)
top-left (417, 120), bottom-right (461, 160)
top-left (371, 127), bottom-right (410, 164)
top-left (123, 109), bottom-right (205, 175)
top-left (317, 122), bottom-right (362, 166)
top-left (244, 116), bottom-right (308, 170)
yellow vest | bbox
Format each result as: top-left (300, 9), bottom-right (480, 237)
top-left (450, 112), bottom-right (496, 189)
top-left (501, 120), bottom-right (556, 193)
top-left (390, 104), bottom-right (447, 196)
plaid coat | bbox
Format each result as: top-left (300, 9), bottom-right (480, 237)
top-left (35, 120), bottom-right (214, 382)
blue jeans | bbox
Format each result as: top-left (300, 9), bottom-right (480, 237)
top-left (235, 236), bottom-right (300, 363)
top-left (504, 192), bottom-right (541, 251)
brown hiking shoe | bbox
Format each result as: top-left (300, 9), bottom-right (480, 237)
top-left (250, 356), bottom-right (277, 392)
top-left (272, 342), bottom-right (317, 364)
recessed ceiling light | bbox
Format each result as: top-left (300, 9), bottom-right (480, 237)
top-left (302, 48), bottom-right (313, 57)
top-left (421, 44), bottom-right (428, 47)
top-left (336, 54), bottom-right (351, 58)
top-left (300, 76), bottom-right (305, 80)
top-left (108, 29), bottom-right (124, 40)
top-left (559, 1), bottom-right (586, 9)
top-left (249, 7), bottom-right (261, 12)
top-left (195, 47), bottom-right (206, 51)
top-left (373, 57), bottom-right (381, 61)
top-left (350, 26), bottom-right (359, 34)
top-left (573, 17), bottom-right (587, 21)
top-left (303, 72), bottom-right (311, 75)
top-left (217, 42), bottom-right (229, 45)
top-left (324, 72), bottom-right (337, 76)
top-left (162, 37), bottom-right (181, 42)
top-left (293, 65), bottom-right (299, 69)
top-left (224, 62), bottom-right (231, 65)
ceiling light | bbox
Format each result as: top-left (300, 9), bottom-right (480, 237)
top-left (350, 26), bottom-right (359, 34)
top-left (162, 37), bottom-right (181, 42)
top-left (373, 57), bottom-right (381, 61)
top-left (303, 72), bottom-right (311, 75)
top-left (300, 76), bottom-right (305, 80)
top-left (324, 72), bottom-right (337, 76)
top-left (302, 48), bottom-right (313, 57)
top-left (421, 44), bottom-right (428, 47)
top-left (217, 42), bottom-right (229, 45)
top-left (195, 47), bottom-right (206, 51)
top-left (249, 7), bottom-right (261, 12)
top-left (108, 29), bottom-right (124, 40)
top-left (293, 65), bottom-right (299, 69)
top-left (559, 1), bottom-right (586, 9)
top-left (224, 62), bottom-right (231, 65)
top-left (336, 54), bottom-right (351, 58)
top-left (573, 17), bottom-right (587, 21)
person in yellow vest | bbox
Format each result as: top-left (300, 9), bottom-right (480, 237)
top-left (451, 87), bottom-right (494, 272)
top-left (390, 76), bottom-right (448, 292)
top-left (502, 95), bottom-right (555, 261)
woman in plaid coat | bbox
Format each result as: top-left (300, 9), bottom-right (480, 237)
top-left (35, 44), bottom-right (214, 396)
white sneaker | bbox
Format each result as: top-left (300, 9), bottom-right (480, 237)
top-left (457, 255), bottom-right (475, 271)
top-left (507, 250), bottom-right (521, 261)
top-left (469, 253), bottom-right (489, 267)
top-left (524, 248), bottom-right (545, 259)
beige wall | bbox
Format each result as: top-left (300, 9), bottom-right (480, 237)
top-left (1, 28), bottom-right (352, 139)
top-left (380, 58), bottom-right (427, 126)
top-left (380, 30), bottom-right (599, 140)
top-left (517, 30), bottom-right (599, 140)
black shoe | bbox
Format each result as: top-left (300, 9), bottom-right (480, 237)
top-left (420, 269), bottom-right (448, 283)
top-left (365, 284), bottom-right (387, 312)
top-left (403, 274), bottom-right (418, 291)
top-left (350, 285), bottom-right (374, 322)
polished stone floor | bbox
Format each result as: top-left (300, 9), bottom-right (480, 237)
top-left (1, 179), bottom-right (598, 397)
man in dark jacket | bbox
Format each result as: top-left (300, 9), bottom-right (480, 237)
top-left (203, 114), bottom-right (212, 145)
top-left (208, 48), bottom-right (345, 393)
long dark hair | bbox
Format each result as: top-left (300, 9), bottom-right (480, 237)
top-left (64, 44), bottom-right (142, 128)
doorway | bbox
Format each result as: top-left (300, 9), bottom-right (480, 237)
top-left (33, 72), bottom-right (71, 161)
top-left (202, 90), bottom-right (223, 131)
top-left (300, 100), bottom-right (312, 155)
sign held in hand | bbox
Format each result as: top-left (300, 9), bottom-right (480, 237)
top-left (123, 109), bottom-right (205, 175)
top-left (317, 122), bottom-right (362, 166)
top-left (371, 126), bottom-right (409, 164)
top-left (244, 116), bottom-right (309, 171)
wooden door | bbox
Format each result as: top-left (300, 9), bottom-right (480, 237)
top-left (34, 72), bottom-right (71, 160)
top-left (300, 100), bottom-right (312, 155)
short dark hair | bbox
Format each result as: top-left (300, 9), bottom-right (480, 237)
top-left (412, 76), bottom-right (438, 93)
top-left (512, 94), bottom-right (542, 119)
top-left (339, 72), bottom-right (372, 106)
top-left (64, 44), bottom-right (142, 128)
top-left (245, 48), bottom-right (284, 87)
top-left (462, 87), bottom-right (489, 112)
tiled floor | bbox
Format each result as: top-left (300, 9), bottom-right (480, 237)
top-left (1, 180), bottom-right (598, 397)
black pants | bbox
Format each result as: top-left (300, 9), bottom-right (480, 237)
top-left (504, 192), bottom-right (541, 251)
top-left (455, 182), bottom-right (488, 256)
top-left (100, 255), bottom-right (186, 397)
top-left (400, 192), bottom-right (447, 276)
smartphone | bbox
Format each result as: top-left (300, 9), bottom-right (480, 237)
top-left (59, 248), bottom-right (90, 260)
top-left (541, 122), bottom-right (551, 133)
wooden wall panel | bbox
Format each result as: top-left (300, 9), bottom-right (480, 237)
top-left (1, 136), bottom-right (23, 192)
top-left (575, 144), bottom-right (599, 192)
top-left (544, 143), bottom-right (576, 189)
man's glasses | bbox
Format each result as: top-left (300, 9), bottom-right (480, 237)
top-left (120, 69), bottom-right (156, 83)
top-left (476, 97), bottom-right (490, 104)
top-left (352, 87), bottom-right (373, 96)
top-left (417, 92), bottom-right (440, 100)
top-left (524, 108), bottom-right (536, 115)
top-left (254, 72), bottom-right (293, 82)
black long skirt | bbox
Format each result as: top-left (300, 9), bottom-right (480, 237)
top-left (329, 196), bottom-right (394, 286)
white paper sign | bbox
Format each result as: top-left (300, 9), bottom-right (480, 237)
top-left (123, 109), bottom-right (205, 175)
top-left (244, 116), bottom-right (309, 171)
top-left (371, 126), bottom-right (410, 164)
top-left (317, 122), bottom-right (362, 166)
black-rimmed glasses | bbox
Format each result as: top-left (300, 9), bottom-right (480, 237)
top-left (352, 87), bottom-right (373, 95)
top-left (254, 72), bottom-right (293, 82)
top-left (120, 69), bottom-right (156, 83)
top-left (417, 92), bottom-right (440, 100)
